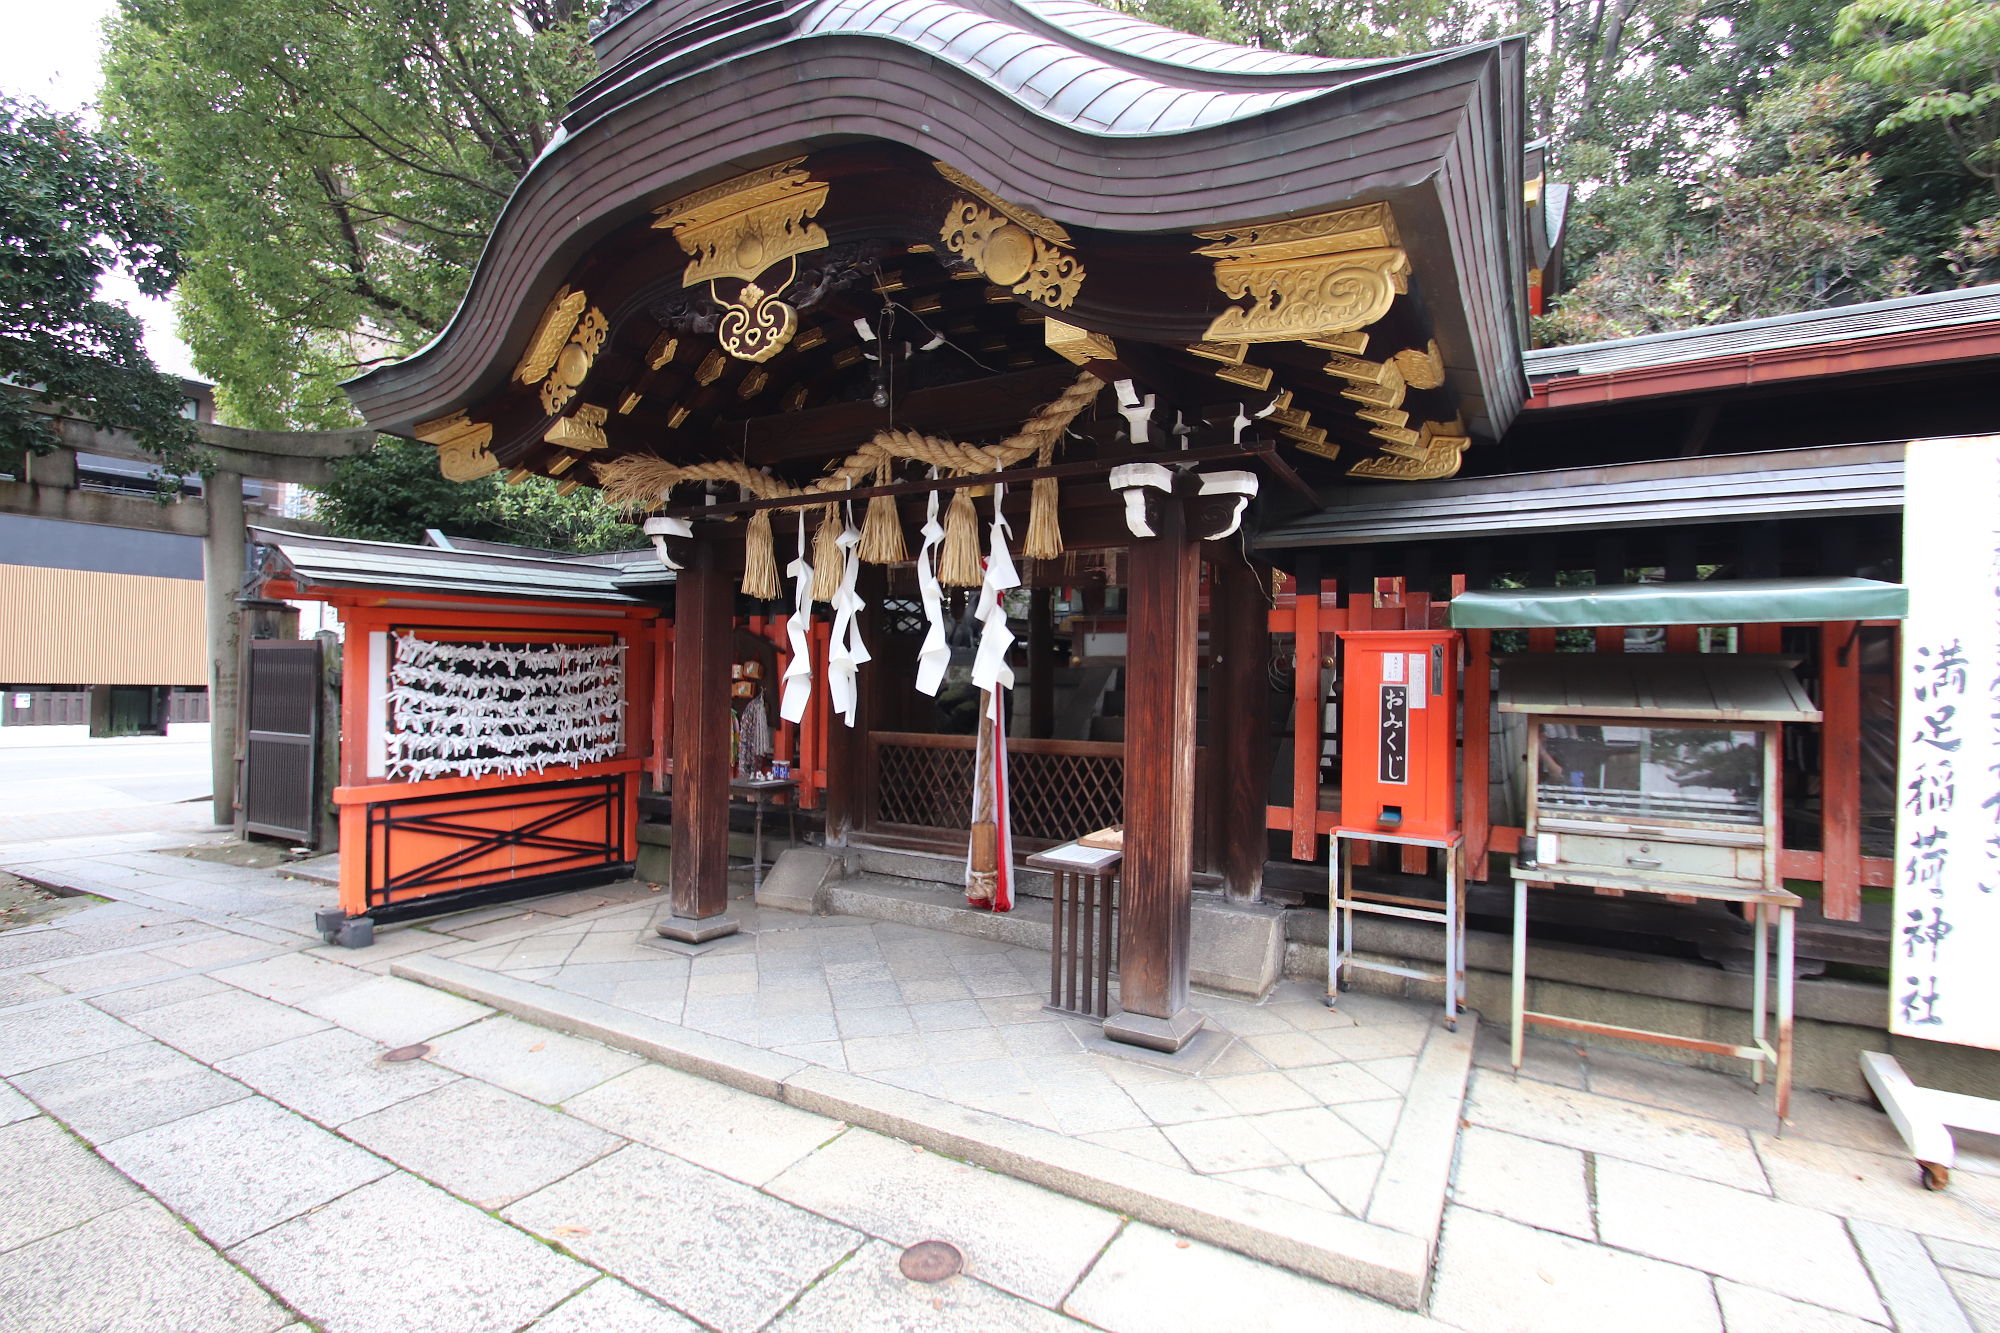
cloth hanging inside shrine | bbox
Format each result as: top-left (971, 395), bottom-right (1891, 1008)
top-left (965, 486), bottom-right (1018, 911)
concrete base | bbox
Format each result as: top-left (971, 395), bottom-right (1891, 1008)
top-left (1188, 895), bottom-right (1285, 1000)
top-left (755, 848), bottom-right (845, 916)
top-left (654, 913), bottom-right (741, 944)
top-left (1103, 1006), bottom-right (1206, 1054)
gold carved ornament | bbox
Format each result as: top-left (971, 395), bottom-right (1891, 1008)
top-left (1195, 203), bottom-right (1409, 343)
top-left (413, 412), bottom-right (497, 482)
top-left (1347, 420), bottom-right (1470, 481)
top-left (514, 286), bottom-right (609, 415)
top-left (653, 158), bottom-right (830, 363)
top-left (545, 404), bottom-right (610, 452)
top-left (934, 163), bottom-right (1085, 310)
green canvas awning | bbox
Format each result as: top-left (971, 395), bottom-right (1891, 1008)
top-left (1448, 577), bottom-right (1908, 630)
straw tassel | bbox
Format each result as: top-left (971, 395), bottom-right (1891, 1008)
top-left (810, 504), bottom-right (844, 602)
top-left (741, 508), bottom-right (780, 599)
top-left (938, 485), bottom-right (984, 587)
top-left (1023, 440), bottom-right (1062, 561)
top-left (857, 458), bottom-right (907, 564)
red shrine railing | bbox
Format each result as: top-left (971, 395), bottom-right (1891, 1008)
top-left (1262, 577), bottom-right (1896, 922)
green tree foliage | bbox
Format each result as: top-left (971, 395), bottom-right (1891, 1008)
top-left (101, 0), bottom-right (597, 429)
top-left (1837, 0), bottom-right (2000, 280)
top-left (1540, 79), bottom-right (1916, 340)
top-left (0, 94), bottom-right (206, 490)
top-left (313, 437), bottom-right (640, 553)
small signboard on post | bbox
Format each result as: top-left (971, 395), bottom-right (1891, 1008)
top-left (1867, 435), bottom-right (2000, 1191)
top-left (1892, 435), bottom-right (2000, 1050)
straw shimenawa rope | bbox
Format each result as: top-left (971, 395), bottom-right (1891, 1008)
top-left (595, 373), bottom-right (1102, 595)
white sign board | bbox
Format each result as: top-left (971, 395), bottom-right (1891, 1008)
top-left (1893, 436), bottom-right (2000, 1049)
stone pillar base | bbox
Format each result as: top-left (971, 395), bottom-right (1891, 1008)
top-left (655, 914), bottom-right (740, 944)
top-left (1104, 1007), bottom-right (1205, 1053)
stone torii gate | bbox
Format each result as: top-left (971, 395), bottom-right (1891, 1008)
top-left (2, 395), bottom-right (373, 827)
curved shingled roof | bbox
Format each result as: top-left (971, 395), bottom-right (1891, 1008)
top-left (348, 0), bottom-right (1527, 441)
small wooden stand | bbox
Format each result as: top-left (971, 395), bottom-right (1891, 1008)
top-left (1027, 841), bottom-right (1122, 1019)
top-left (1329, 830), bottom-right (1467, 1030)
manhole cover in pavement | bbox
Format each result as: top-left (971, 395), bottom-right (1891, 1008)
top-left (898, 1241), bottom-right (963, 1283)
top-left (381, 1044), bottom-right (432, 1063)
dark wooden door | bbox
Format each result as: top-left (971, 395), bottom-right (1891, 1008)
top-left (242, 639), bottom-right (322, 843)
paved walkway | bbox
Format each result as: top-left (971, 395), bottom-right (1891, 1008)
top-left (1, 811), bottom-right (1996, 1331)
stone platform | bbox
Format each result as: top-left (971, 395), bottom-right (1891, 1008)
top-left (392, 875), bottom-right (1473, 1307)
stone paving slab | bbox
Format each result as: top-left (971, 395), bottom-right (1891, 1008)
top-left (561, 1061), bottom-right (839, 1186)
top-left (525, 1277), bottom-right (705, 1332)
top-left (1064, 1220), bottom-right (1436, 1333)
top-left (1464, 1071), bottom-right (1770, 1193)
top-left (1430, 1205), bottom-right (1722, 1333)
top-left (0, 1000), bottom-right (146, 1076)
top-left (0, 1082), bottom-right (31, 1126)
top-left (120, 987), bottom-right (330, 1063)
top-left (216, 1026), bottom-right (461, 1125)
top-left (1714, 1280), bottom-right (1889, 1333)
top-left (99, 1095), bottom-right (393, 1246)
top-left (0, 1116), bottom-right (142, 1251)
top-left (1593, 1155), bottom-right (1885, 1321)
top-left (0, 1198), bottom-right (293, 1333)
top-left (294, 975), bottom-right (493, 1047)
top-left (425, 1012), bottom-right (645, 1103)
top-left (769, 1238), bottom-right (1088, 1333)
top-left (504, 1143), bottom-right (862, 1333)
top-left (342, 1077), bottom-right (624, 1208)
top-left (764, 1126), bottom-right (1123, 1306)
top-left (231, 1171), bottom-right (593, 1333)
top-left (9, 1039), bottom-right (250, 1140)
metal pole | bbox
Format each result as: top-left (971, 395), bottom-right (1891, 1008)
top-left (1511, 876), bottom-right (1528, 1069)
top-left (202, 470), bottom-right (244, 827)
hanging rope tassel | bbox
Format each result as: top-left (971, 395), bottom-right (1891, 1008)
top-left (939, 486), bottom-right (984, 587)
top-left (857, 457), bottom-right (907, 564)
top-left (1023, 440), bottom-right (1062, 561)
top-left (741, 508), bottom-right (780, 599)
top-left (810, 503), bottom-right (844, 603)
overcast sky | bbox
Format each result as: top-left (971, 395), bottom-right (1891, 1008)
top-left (7, 0), bottom-right (203, 378)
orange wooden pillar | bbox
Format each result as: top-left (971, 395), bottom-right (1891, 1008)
top-left (1818, 620), bottom-right (1864, 921)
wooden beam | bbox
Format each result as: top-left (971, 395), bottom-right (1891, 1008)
top-left (1112, 493), bottom-right (1201, 1048)
top-left (665, 531), bottom-right (738, 934)
top-left (742, 365), bottom-right (1081, 464)
top-left (659, 441), bottom-right (1284, 520)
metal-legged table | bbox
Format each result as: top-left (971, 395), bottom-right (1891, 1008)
top-left (729, 778), bottom-right (798, 891)
top-left (1328, 830), bottom-right (1467, 1029)
top-left (1510, 877), bottom-right (1798, 1120)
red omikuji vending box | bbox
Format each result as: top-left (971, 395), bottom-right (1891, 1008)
top-left (1335, 629), bottom-right (1460, 843)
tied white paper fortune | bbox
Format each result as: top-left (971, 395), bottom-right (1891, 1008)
top-left (914, 471), bottom-right (949, 697)
top-left (971, 482), bottom-right (1019, 693)
top-left (827, 511), bottom-right (872, 727)
top-left (384, 633), bottom-right (625, 781)
top-left (779, 509), bottom-right (815, 724)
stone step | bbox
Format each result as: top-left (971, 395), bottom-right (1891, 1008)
top-left (824, 875), bottom-right (1053, 952)
top-left (848, 842), bottom-right (1059, 901)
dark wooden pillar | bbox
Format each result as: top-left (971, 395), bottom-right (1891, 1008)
top-left (1109, 494), bottom-right (1203, 1051)
top-left (1029, 586), bottom-right (1056, 740)
top-left (1208, 550), bottom-right (1269, 903)
top-left (659, 532), bottom-right (740, 942)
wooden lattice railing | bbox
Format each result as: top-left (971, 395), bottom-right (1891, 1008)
top-left (865, 731), bottom-right (1126, 848)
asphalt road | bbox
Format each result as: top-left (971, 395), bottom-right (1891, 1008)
top-left (0, 730), bottom-right (213, 814)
